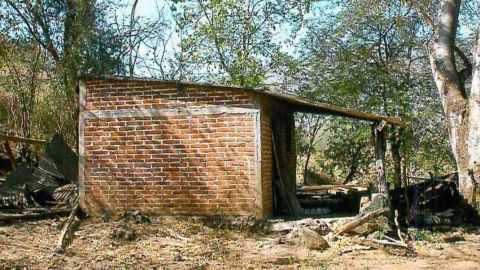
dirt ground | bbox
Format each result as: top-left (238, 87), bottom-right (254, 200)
top-left (1, 216), bottom-right (480, 270)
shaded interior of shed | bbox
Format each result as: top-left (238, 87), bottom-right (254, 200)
top-left (267, 93), bottom-right (405, 218)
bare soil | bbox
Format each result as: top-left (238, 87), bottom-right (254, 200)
top-left (1, 217), bottom-right (480, 270)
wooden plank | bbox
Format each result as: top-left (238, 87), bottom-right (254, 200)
top-left (270, 94), bottom-right (407, 127)
top-left (0, 208), bottom-right (71, 222)
top-left (298, 185), bottom-right (368, 192)
top-left (0, 134), bottom-right (46, 145)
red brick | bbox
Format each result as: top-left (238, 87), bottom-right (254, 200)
top-left (81, 79), bottom-right (269, 217)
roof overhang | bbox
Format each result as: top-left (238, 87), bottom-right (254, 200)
top-left (262, 91), bottom-right (406, 127)
top-left (80, 76), bottom-right (406, 127)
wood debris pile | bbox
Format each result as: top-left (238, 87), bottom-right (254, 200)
top-left (0, 134), bottom-right (81, 253)
top-left (296, 184), bottom-right (369, 217)
top-left (0, 134), bottom-right (78, 211)
top-left (0, 133), bottom-right (80, 239)
top-left (390, 179), bottom-right (473, 227)
top-left (268, 207), bottom-right (416, 256)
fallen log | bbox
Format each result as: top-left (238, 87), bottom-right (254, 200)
top-left (335, 207), bottom-right (390, 234)
top-left (0, 208), bottom-right (71, 222)
top-left (55, 204), bottom-right (80, 253)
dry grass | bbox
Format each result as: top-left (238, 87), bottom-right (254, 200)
top-left (1, 217), bottom-right (480, 269)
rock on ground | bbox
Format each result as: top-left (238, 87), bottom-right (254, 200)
top-left (284, 227), bottom-right (329, 250)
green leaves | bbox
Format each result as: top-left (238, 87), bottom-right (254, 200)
top-left (0, 0), bottom-right (127, 146)
top-left (293, 0), bottom-right (454, 183)
top-left (174, 0), bottom-right (290, 87)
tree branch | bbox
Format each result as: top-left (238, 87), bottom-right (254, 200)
top-left (408, 0), bottom-right (435, 29)
top-left (128, 0), bottom-right (140, 76)
top-left (454, 46), bottom-right (473, 82)
top-left (5, 0), bottom-right (60, 62)
top-left (197, 1), bottom-right (233, 79)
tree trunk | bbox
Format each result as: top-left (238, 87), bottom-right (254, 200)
top-left (301, 116), bottom-right (323, 186)
top-left (343, 165), bottom-right (357, 184)
top-left (422, 0), bottom-right (479, 209)
top-left (128, 0), bottom-right (140, 76)
top-left (466, 32), bottom-right (480, 208)
top-left (373, 121), bottom-right (389, 207)
top-left (343, 144), bottom-right (364, 184)
top-left (413, 0), bottom-right (480, 210)
top-left (303, 147), bottom-right (312, 186)
top-left (390, 127), bottom-right (402, 189)
top-left (427, 40), bottom-right (474, 204)
top-left (64, 0), bottom-right (95, 149)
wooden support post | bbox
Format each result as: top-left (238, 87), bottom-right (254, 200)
top-left (0, 134), bottom-right (46, 145)
top-left (272, 134), bottom-right (303, 217)
top-left (372, 121), bottom-right (389, 208)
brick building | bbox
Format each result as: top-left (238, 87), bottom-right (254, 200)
top-left (79, 76), bottom-right (404, 218)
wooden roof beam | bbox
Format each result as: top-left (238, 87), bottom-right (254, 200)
top-left (0, 134), bottom-right (46, 145)
top-left (266, 93), bottom-right (406, 127)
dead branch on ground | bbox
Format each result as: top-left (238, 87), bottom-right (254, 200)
top-left (55, 203), bottom-right (80, 253)
top-left (335, 207), bottom-right (390, 234)
top-left (0, 208), bottom-right (71, 222)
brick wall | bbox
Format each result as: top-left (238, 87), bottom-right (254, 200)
top-left (84, 80), bottom-right (253, 111)
top-left (79, 79), bottom-right (266, 217)
top-left (260, 110), bottom-right (273, 216)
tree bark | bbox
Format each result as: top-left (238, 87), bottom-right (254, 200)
top-left (466, 30), bottom-right (480, 208)
top-left (373, 121), bottom-right (389, 207)
top-left (343, 165), bottom-right (357, 184)
top-left (390, 127), bottom-right (402, 189)
top-left (128, 0), bottom-right (140, 76)
top-left (423, 0), bottom-right (479, 208)
top-left (303, 148), bottom-right (312, 185)
top-left (343, 144), bottom-right (364, 184)
top-left (302, 116), bottom-right (323, 185)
